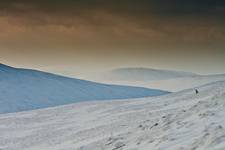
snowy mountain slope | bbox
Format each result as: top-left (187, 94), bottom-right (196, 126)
top-left (142, 75), bottom-right (225, 92)
top-left (0, 80), bottom-right (225, 150)
top-left (0, 64), bottom-right (168, 114)
top-left (87, 67), bottom-right (225, 92)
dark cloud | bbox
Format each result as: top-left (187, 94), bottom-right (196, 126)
top-left (1, 0), bottom-right (225, 39)
top-left (0, 0), bottom-right (225, 45)
top-left (1, 0), bottom-right (225, 16)
top-left (0, 0), bottom-right (225, 29)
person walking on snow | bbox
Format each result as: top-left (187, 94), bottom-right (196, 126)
top-left (195, 89), bottom-right (199, 94)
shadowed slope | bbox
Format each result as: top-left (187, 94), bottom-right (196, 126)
top-left (0, 64), bottom-right (168, 113)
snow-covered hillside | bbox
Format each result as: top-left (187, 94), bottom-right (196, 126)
top-left (0, 64), bottom-right (168, 114)
top-left (87, 67), bottom-right (225, 92)
top-left (141, 75), bottom-right (225, 92)
top-left (0, 81), bottom-right (225, 150)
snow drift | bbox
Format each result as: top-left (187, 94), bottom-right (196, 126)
top-left (0, 64), bottom-right (168, 114)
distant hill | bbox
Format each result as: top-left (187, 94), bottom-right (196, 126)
top-left (108, 68), bottom-right (197, 81)
top-left (0, 64), bottom-right (168, 113)
top-left (87, 67), bottom-right (225, 92)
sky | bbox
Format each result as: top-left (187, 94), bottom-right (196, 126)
top-left (0, 0), bottom-right (225, 76)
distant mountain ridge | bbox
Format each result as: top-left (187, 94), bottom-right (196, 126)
top-left (110, 67), bottom-right (197, 81)
top-left (86, 67), bottom-right (225, 92)
top-left (88, 67), bottom-right (197, 82)
top-left (0, 64), bottom-right (168, 114)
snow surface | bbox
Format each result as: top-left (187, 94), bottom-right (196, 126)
top-left (0, 64), bottom-right (168, 114)
top-left (0, 80), bottom-right (225, 150)
top-left (87, 68), bottom-right (225, 92)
